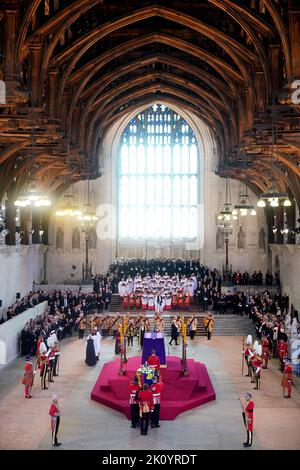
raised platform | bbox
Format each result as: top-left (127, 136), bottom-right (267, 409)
top-left (91, 356), bottom-right (216, 420)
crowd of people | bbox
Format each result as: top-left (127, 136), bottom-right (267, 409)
top-left (241, 289), bottom-right (298, 395)
top-left (9, 258), bottom-right (298, 451)
top-left (107, 257), bottom-right (281, 286)
top-left (118, 273), bottom-right (197, 312)
top-left (228, 270), bottom-right (279, 286)
top-left (19, 290), bottom-right (96, 357)
top-left (0, 259), bottom-right (283, 326)
top-left (0, 290), bottom-right (49, 324)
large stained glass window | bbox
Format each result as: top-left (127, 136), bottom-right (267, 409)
top-left (119, 104), bottom-right (198, 239)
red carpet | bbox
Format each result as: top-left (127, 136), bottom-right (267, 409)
top-left (91, 356), bottom-right (216, 420)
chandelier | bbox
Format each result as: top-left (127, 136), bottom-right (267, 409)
top-left (78, 208), bottom-right (98, 228)
top-left (55, 140), bottom-right (82, 217)
top-left (257, 188), bottom-right (291, 208)
top-left (14, 95), bottom-right (51, 208)
top-left (14, 184), bottom-right (51, 207)
top-left (55, 193), bottom-right (82, 217)
top-left (77, 179), bottom-right (98, 231)
top-left (217, 178), bottom-right (237, 221)
top-left (233, 180), bottom-right (256, 217)
top-left (257, 96), bottom-right (291, 208)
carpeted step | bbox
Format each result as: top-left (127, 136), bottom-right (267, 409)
top-left (99, 363), bottom-right (112, 391)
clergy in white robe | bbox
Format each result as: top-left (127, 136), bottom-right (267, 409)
top-left (92, 329), bottom-right (102, 361)
top-left (118, 280), bottom-right (126, 298)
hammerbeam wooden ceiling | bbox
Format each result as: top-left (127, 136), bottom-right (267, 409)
top-left (0, 0), bottom-right (299, 205)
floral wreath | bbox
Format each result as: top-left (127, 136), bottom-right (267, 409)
top-left (136, 364), bottom-right (156, 386)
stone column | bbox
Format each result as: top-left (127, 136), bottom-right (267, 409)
top-left (41, 210), bottom-right (50, 245)
top-left (5, 197), bottom-right (16, 245)
top-left (47, 70), bottom-right (58, 118)
top-left (3, 6), bottom-right (17, 80)
top-left (276, 206), bottom-right (284, 244)
top-left (29, 41), bottom-right (43, 105)
top-left (268, 44), bottom-right (281, 96)
top-left (266, 207), bottom-right (275, 244)
top-left (254, 71), bottom-right (266, 113)
top-left (31, 210), bottom-right (41, 244)
top-left (20, 207), bottom-right (31, 245)
top-left (289, 3), bottom-right (300, 78)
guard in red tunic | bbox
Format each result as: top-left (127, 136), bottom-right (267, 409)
top-left (281, 358), bottom-right (294, 398)
top-left (146, 349), bottom-right (161, 370)
top-left (137, 384), bottom-right (154, 435)
top-left (243, 335), bottom-right (253, 377)
top-left (242, 392), bottom-right (254, 447)
top-left (40, 351), bottom-right (49, 390)
top-left (36, 335), bottom-right (44, 361)
top-left (123, 295), bottom-right (128, 309)
top-left (129, 376), bottom-right (140, 428)
top-left (253, 345), bottom-right (262, 390)
top-left (47, 347), bottom-right (56, 383)
top-left (53, 341), bottom-right (60, 377)
top-left (262, 336), bottom-right (270, 369)
top-left (22, 356), bottom-right (35, 399)
top-left (279, 339), bottom-right (288, 372)
top-left (49, 395), bottom-right (61, 447)
top-left (150, 376), bottom-right (164, 428)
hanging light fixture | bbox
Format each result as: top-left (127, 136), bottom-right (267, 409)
top-left (14, 93), bottom-right (51, 208)
top-left (257, 96), bottom-right (291, 208)
top-left (14, 182), bottom-right (51, 207)
top-left (78, 178), bottom-right (98, 283)
top-left (77, 179), bottom-right (98, 228)
top-left (55, 139), bottom-right (82, 217)
top-left (55, 192), bottom-right (82, 217)
top-left (217, 178), bottom-right (235, 221)
top-left (234, 180), bottom-right (256, 216)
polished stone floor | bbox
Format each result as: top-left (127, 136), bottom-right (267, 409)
top-left (0, 333), bottom-right (299, 450)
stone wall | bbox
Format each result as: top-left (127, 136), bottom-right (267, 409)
top-left (0, 244), bottom-right (46, 315)
top-left (269, 244), bottom-right (300, 311)
top-left (47, 108), bottom-right (268, 283)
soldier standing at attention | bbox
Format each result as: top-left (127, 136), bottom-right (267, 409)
top-left (150, 376), bottom-right (164, 428)
top-left (137, 384), bottom-right (154, 436)
top-left (241, 392), bottom-right (254, 448)
top-left (146, 349), bottom-right (161, 370)
top-left (207, 314), bottom-right (214, 340)
top-left (261, 335), bottom-right (270, 369)
top-left (22, 355), bottom-right (35, 399)
top-left (281, 358), bottom-right (294, 398)
top-left (129, 376), bottom-right (140, 428)
top-left (49, 395), bottom-right (61, 447)
top-left (40, 350), bottom-right (49, 390)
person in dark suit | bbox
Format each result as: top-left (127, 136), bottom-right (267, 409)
top-left (169, 320), bottom-right (179, 345)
